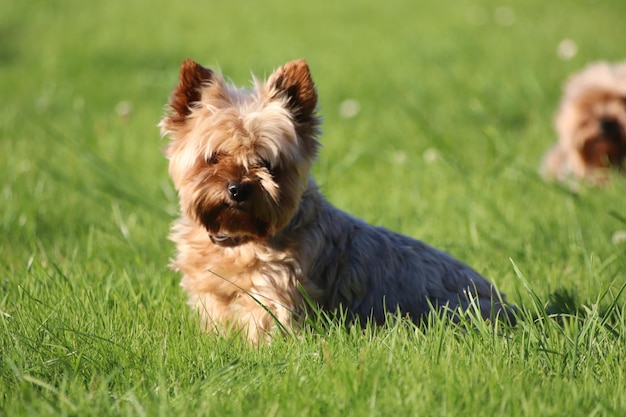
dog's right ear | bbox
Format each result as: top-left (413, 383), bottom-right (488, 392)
top-left (165, 59), bottom-right (214, 126)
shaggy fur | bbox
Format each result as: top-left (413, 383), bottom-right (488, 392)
top-left (542, 60), bottom-right (626, 184)
top-left (160, 59), bottom-right (514, 343)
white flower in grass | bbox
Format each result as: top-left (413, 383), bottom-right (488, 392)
top-left (557, 39), bottom-right (578, 60)
top-left (339, 99), bottom-right (360, 119)
top-left (611, 230), bottom-right (626, 245)
top-left (115, 101), bottom-right (132, 119)
top-left (422, 148), bottom-right (439, 163)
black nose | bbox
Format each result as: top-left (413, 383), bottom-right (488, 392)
top-left (228, 181), bottom-right (252, 202)
top-left (600, 118), bottom-right (622, 141)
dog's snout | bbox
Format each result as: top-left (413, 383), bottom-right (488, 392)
top-left (228, 181), bottom-right (252, 202)
top-left (600, 118), bottom-right (623, 141)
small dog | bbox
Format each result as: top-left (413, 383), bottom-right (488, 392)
top-left (160, 59), bottom-right (514, 342)
top-left (541, 60), bottom-right (626, 184)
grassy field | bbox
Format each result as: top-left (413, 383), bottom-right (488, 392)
top-left (2, 0), bottom-right (626, 415)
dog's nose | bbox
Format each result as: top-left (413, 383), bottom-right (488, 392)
top-left (600, 118), bottom-right (622, 141)
top-left (228, 181), bottom-right (252, 202)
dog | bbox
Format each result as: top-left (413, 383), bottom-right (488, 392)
top-left (160, 59), bottom-right (514, 342)
top-left (541, 60), bottom-right (626, 184)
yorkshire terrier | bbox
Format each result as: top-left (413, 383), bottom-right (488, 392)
top-left (160, 59), bottom-right (514, 342)
top-left (541, 60), bottom-right (626, 184)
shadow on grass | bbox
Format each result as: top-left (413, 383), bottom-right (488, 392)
top-left (512, 258), bottom-right (625, 339)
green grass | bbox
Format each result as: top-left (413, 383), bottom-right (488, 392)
top-left (2, 0), bottom-right (626, 415)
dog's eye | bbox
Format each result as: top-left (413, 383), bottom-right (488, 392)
top-left (261, 159), bottom-right (274, 173)
top-left (206, 154), bottom-right (220, 165)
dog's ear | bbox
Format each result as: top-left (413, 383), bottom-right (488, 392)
top-left (268, 59), bottom-right (318, 123)
top-left (166, 59), bottom-right (214, 125)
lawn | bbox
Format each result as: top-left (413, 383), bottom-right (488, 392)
top-left (2, 0), bottom-right (626, 415)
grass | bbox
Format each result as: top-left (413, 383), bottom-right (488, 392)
top-left (2, 0), bottom-right (626, 415)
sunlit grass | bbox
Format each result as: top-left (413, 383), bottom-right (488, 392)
top-left (2, 0), bottom-right (626, 415)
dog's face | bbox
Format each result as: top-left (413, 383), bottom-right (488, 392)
top-left (160, 59), bottom-right (320, 241)
top-left (572, 90), bottom-right (626, 170)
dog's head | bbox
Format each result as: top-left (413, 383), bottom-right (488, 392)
top-left (569, 89), bottom-right (626, 170)
top-left (554, 61), bottom-right (626, 180)
top-left (160, 59), bottom-right (320, 242)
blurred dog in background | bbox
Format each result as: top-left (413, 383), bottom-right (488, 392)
top-left (542, 60), bottom-right (626, 185)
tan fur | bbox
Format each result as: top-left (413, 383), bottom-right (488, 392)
top-left (161, 59), bottom-right (514, 343)
top-left (541, 60), bottom-right (626, 184)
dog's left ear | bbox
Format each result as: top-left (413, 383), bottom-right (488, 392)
top-left (268, 59), bottom-right (318, 123)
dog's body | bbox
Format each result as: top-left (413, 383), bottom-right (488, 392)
top-left (542, 60), bottom-right (626, 184)
top-left (161, 59), bottom-right (512, 342)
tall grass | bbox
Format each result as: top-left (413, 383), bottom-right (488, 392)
top-left (2, 0), bottom-right (626, 415)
